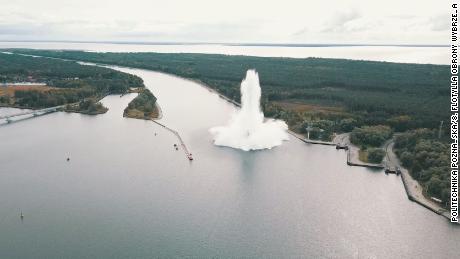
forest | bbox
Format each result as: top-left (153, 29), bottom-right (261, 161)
top-left (0, 52), bottom-right (144, 110)
top-left (65, 99), bottom-right (108, 115)
top-left (5, 49), bottom-right (448, 132)
top-left (124, 88), bottom-right (158, 119)
top-left (349, 125), bottom-right (393, 163)
top-left (2, 49), bottom-right (450, 208)
top-left (394, 129), bottom-right (449, 205)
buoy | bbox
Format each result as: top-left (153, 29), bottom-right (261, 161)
top-left (20, 212), bottom-right (24, 219)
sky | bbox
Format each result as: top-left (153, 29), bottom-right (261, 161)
top-left (0, 0), bottom-right (449, 44)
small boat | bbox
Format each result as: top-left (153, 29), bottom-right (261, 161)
top-left (385, 167), bottom-right (397, 175)
top-left (335, 144), bottom-right (348, 150)
top-left (20, 212), bottom-right (24, 219)
top-left (188, 154), bottom-right (193, 161)
top-left (67, 157), bottom-right (70, 161)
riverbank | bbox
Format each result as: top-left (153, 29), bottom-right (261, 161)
top-left (10, 51), bottom-right (452, 223)
top-left (123, 88), bottom-right (160, 120)
top-left (332, 133), bottom-right (384, 169)
top-left (107, 64), bottom-right (457, 224)
top-left (64, 101), bottom-right (108, 115)
top-left (158, 71), bottom-right (385, 170)
top-left (332, 133), bottom-right (453, 222)
top-left (4, 62), bottom-right (459, 258)
top-left (123, 105), bottom-right (159, 120)
top-left (384, 141), bottom-right (453, 221)
top-left (64, 107), bottom-right (107, 115)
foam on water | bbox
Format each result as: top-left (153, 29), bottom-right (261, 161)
top-left (210, 70), bottom-right (289, 151)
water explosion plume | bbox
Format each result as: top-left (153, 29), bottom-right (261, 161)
top-left (210, 70), bottom-right (289, 151)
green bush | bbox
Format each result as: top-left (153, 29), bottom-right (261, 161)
top-left (124, 89), bottom-right (157, 116)
top-left (367, 148), bottom-right (385, 163)
top-left (350, 125), bottom-right (392, 147)
top-left (394, 129), bottom-right (449, 205)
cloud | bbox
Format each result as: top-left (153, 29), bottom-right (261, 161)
top-left (428, 14), bottom-right (449, 31)
top-left (321, 10), bottom-right (361, 33)
top-left (0, 0), bottom-right (447, 44)
top-left (291, 27), bottom-right (309, 37)
top-left (174, 22), bottom-right (262, 42)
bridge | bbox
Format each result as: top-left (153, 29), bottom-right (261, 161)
top-left (0, 105), bottom-right (64, 123)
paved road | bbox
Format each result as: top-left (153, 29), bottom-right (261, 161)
top-left (337, 133), bottom-right (451, 220)
top-left (384, 140), bottom-right (448, 216)
top-left (333, 133), bottom-right (383, 168)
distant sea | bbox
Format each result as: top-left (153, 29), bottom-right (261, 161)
top-left (0, 41), bottom-right (448, 65)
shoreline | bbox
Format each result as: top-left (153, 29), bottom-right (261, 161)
top-left (154, 102), bottom-right (163, 120)
top-left (384, 141), bottom-right (454, 222)
top-left (14, 53), bottom-right (454, 223)
top-left (121, 90), bottom-right (162, 121)
top-left (333, 133), bottom-right (384, 169)
top-left (123, 104), bottom-right (161, 120)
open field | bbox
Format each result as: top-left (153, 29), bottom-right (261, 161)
top-left (0, 85), bottom-right (55, 96)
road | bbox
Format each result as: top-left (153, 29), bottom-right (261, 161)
top-left (384, 139), bottom-right (448, 216)
top-left (333, 133), bottom-right (384, 168)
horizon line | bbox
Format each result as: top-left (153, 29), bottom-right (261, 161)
top-left (0, 40), bottom-right (448, 48)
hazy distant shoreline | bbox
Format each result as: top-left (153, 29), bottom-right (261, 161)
top-left (0, 41), bottom-right (448, 65)
top-left (0, 40), bottom-right (449, 48)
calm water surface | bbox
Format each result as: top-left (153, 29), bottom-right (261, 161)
top-left (0, 41), bottom-right (448, 64)
top-left (0, 66), bottom-right (459, 258)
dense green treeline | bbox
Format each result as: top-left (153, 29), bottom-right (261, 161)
top-left (77, 99), bottom-right (107, 114)
top-left (2, 49), bottom-right (450, 208)
top-left (0, 53), bottom-right (144, 109)
top-left (0, 53), bottom-right (143, 94)
top-left (13, 88), bottom-right (94, 108)
top-left (124, 89), bottom-right (158, 119)
top-left (350, 125), bottom-right (393, 147)
top-left (349, 125), bottom-right (393, 164)
top-left (6, 49), bottom-right (449, 130)
top-left (394, 129), bottom-right (450, 205)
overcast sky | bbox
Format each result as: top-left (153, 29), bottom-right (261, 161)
top-left (0, 0), bottom-right (448, 44)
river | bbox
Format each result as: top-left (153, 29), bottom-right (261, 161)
top-left (0, 64), bottom-right (459, 258)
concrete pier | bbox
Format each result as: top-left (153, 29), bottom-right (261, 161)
top-left (151, 120), bottom-right (193, 161)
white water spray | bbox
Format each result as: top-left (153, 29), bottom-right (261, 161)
top-left (210, 70), bottom-right (289, 151)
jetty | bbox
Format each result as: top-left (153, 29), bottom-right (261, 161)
top-left (331, 133), bottom-right (385, 169)
top-left (384, 141), bottom-right (453, 221)
top-left (0, 105), bottom-right (63, 124)
top-left (301, 138), bottom-right (336, 146)
top-left (287, 130), bottom-right (336, 146)
top-left (151, 120), bottom-right (193, 161)
top-left (346, 151), bottom-right (385, 169)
